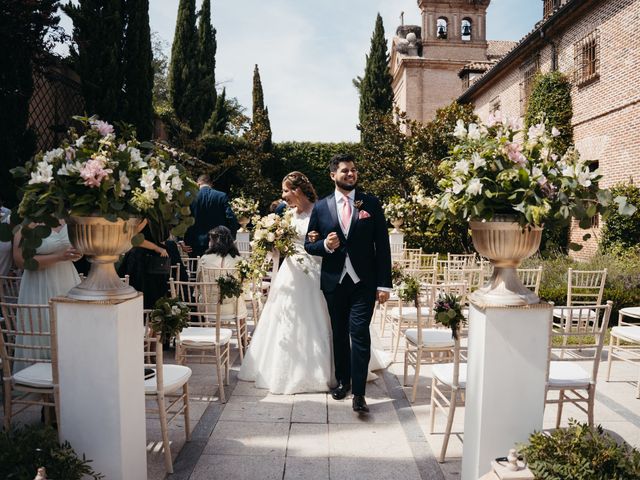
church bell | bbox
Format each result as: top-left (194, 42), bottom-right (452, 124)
top-left (462, 24), bottom-right (472, 37)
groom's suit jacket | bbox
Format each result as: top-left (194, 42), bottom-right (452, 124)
top-left (304, 190), bottom-right (392, 293)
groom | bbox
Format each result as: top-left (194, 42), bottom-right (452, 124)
top-left (305, 153), bottom-right (392, 413)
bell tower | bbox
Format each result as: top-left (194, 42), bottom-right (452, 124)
top-left (391, 0), bottom-right (492, 124)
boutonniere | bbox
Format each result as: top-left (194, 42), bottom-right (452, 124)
top-left (354, 200), bottom-right (371, 219)
top-left (354, 200), bottom-right (364, 210)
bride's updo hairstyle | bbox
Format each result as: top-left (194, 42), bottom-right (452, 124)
top-left (283, 171), bottom-right (317, 203)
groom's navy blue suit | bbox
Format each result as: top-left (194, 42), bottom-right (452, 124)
top-left (304, 190), bottom-right (392, 396)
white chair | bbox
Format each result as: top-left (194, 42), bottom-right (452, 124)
top-left (429, 322), bottom-right (466, 463)
top-left (143, 315), bottom-right (192, 473)
top-left (552, 268), bottom-right (607, 330)
top-left (546, 302), bottom-right (612, 427)
top-left (0, 301), bottom-right (59, 429)
top-left (606, 306), bottom-right (640, 398)
top-left (169, 278), bottom-right (232, 403)
top-left (0, 275), bottom-right (21, 304)
top-left (517, 266), bottom-right (543, 295)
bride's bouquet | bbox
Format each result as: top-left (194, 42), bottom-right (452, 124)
top-left (251, 211), bottom-right (298, 258)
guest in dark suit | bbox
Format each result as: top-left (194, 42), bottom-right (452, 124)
top-left (304, 153), bottom-right (392, 413)
top-left (183, 174), bottom-right (238, 258)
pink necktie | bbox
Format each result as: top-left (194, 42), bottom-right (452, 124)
top-left (341, 195), bottom-right (351, 230)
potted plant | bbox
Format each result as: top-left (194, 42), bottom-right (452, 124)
top-left (431, 112), bottom-right (635, 305)
top-left (148, 296), bottom-right (190, 344)
top-left (0, 116), bottom-right (198, 300)
top-left (230, 196), bottom-right (259, 233)
top-left (383, 196), bottom-right (411, 233)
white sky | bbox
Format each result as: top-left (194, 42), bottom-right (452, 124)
top-left (57, 0), bottom-right (541, 142)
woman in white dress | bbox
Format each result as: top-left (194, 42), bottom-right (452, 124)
top-left (238, 172), bottom-right (390, 394)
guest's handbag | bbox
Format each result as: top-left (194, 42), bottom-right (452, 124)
top-left (145, 252), bottom-right (171, 275)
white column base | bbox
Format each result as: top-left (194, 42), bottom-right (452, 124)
top-left (461, 302), bottom-right (551, 480)
top-left (53, 295), bottom-right (147, 480)
top-left (389, 231), bottom-right (404, 260)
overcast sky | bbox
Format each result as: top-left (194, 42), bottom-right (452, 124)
top-left (58, 1), bottom-right (541, 142)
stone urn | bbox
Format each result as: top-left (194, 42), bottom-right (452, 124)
top-left (390, 218), bottom-right (404, 233)
top-left (238, 216), bottom-right (250, 233)
top-left (469, 216), bottom-right (542, 306)
top-left (66, 216), bottom-right (143, 301)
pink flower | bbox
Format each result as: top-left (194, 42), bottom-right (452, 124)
top-left (90, 120), bottom-right (114, 137)
top-left (486, 110), bottom-right (503, 127)
top-left (80, 159), bottom-right (113, 188)
top-left (65, 147), bottom-right (76, 161)
top-left (505, 142), bottom-right (527, 166)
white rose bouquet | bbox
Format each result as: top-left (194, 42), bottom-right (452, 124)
top-left (231, 196), bottom-right (259, 220)
top-left (251, 211), bottom-right (298, 258)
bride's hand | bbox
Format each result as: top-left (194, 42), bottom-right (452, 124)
top-left (307, 231), bottom-right (320, 242)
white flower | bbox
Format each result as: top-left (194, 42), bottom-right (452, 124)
top-left (140, 170), bottom-right (156, 190)
top-left (118, 171), bottom-right (131, 195)
top-left (453, 119), bottom-right (467, 139)
top-left (57, 161), bottom-right (83, 176)
top-left (531, 166), bottom-right (543, 179)
top-left (551, 126), bottom-right (561, 137)
top-left (75, 136), bottom-right (85, 148)
top-left (166, 165), bottom-right (179, 177)
top-left (453, 159), bottom-right (470, 176)
top-left (171, 175), bottom-right (183, 192)
top-left (486, 110), bottom-right (503, 127)
top-left (466, 178), bottom-right (483, 196)
top-left (266, 232), bottom-right (276, 242)
top-left (575, 166), bottom-right (594, 187)
top-left (129, 147), bottom-right (147, 168)
top-left (467, 123), bottom-right (482, 141)
top-left (43, 148), bottom-right (64, 164)
top-left (117, 143), bottom-right (127, 151)
top-left (452, 179), bottom-right (465, 194)
top-left (528, 123), bottom-right (546, 141)
top-left (28, 161), bottom-right (54, 184)
top-left (471, 152), bottom-right (486, 169)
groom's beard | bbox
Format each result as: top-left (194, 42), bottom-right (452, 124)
top-left (335, 179), bottom-right (357, 191)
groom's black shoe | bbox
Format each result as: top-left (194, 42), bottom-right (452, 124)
top-left (352, 395), bottom-right (369, 413)
top-left (331, 382), bottom-right (351, 400)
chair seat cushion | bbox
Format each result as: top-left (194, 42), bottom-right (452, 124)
top-left (611, 326), bottom-right (640, 343)
top-left (553, 307), bottom-right (596, 321)
top-left (179, 327), bottom-right (232, 346)
top-left (13, 363), bottom-right (52, 388)
top-left (389, 306), bottom-right (430, 320)
top-left (145, 364), bottom-right (192, 394)
top-left (405, 328), bottom-right (455, 348)
top-left (548, 361), bottom-right (590, 387)
top-left (432, 363), bottom-right (467, 388)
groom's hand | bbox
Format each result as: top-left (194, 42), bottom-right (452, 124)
top-left (326, 232), bottom-right (340, 250)
top-left (307, 230), bottom-right (320, 243)
top-left (377, 290), bottom-right (390, 304)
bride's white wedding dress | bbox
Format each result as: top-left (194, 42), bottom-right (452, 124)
top-left (238, 209), bottom-right (391, 394)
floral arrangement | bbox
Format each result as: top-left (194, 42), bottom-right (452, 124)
top-left (251, 211), bottom-right (298, 258)
top-left (434, 292), bottom-right (465, 339)
top-left (395, 274), bottom-right (420, 304)
top-left (432, 112), bottom-right (635, 240)
top-left (231, 196), bottom-right (259, 220)
top-left (4, 116), bottom-right (198, 269)
top-left (217, 273), bottom-right (244, 300)
top-left (383, 196), bottom-right (411, 222)
top-left (149, 296), bottom-right (190, 343)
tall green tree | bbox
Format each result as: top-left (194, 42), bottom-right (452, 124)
top-left (122, 0), bottom-right (154, 139)
top-left (169, 0), bottom-right (199, 131)
top-left (64, 0), bottom-right (126, 122)
top-left (202, 87), bottom-right (228, 135)
top-left (0, 0), bottom-right (61, 205)
top-left (250, 64), bottom-right (272, 152)
top-left (357, 13), bottom-right (394, 132)
top-left (194, 0), bottom-right (217, 134)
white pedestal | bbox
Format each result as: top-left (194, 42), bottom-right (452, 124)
top-left (236, 231), bottom-right (251, 255)
top-left (461, 302), bottom-right (551, 480)
top-left (53, 295), bottom-right (147, 480)
top-left (389, 231), bottom-right (404, 260)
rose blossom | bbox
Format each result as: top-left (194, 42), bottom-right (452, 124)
top-left (80, 158), bottom-right (113, 188)
top-left (90, 120), bottom-right (114, 136)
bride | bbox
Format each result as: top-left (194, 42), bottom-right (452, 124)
top-left (238, 171), bottom-right (390, 394)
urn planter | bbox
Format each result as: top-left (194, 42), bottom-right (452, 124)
top-left (238, 216), bottom-right (250, 233)
top-left (66, 215), bottom-right (142, 301)
top-left (469, 216), bottom-right (542, 306)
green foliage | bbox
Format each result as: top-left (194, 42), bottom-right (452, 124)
top-left (169, 0), bottom-right (199, 130)
top-left (217, 273), bottom-right (243, 300)
top-left (194, 0), bottom-right (217, 134)
top-left (395, 274), bottom-right (420, 303)
top-left (64, 0), bottom-right (126, 122)
top-left (250, 64), bottom-right (272, 153)
top-left (0, 424), bottom-right (103, 479)
top-left (358, 13), bottom-right (394, 134)
top-left (520, 419), bottom-right (640, 480)
top-left (149, 296), bottom-right (190, 343)
top-left (601, 182), bottom-right (640, 251)
top-left (202, 87), bottom-right (229, 135)
top-left (0, 0), bottom-right (60, 205)
top-left (151, 32), bottom-right (170, 109)
top-left (524, 71), bottom-right (574, 155)
top-left (434, 293), bottom-right (465, 339)
top-left (122, 0), bottom-right (154, 139)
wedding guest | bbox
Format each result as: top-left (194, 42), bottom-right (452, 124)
top-left (196, 226), bottom-right (247, 318)
top-left (0, 195), bottom-right (13, 275)
top-left (184, 174), bottom-right (238, 258)
top-left (270, 199), bottom-right (288, 216)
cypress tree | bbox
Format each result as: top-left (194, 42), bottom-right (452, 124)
top-left (202, 87), bottom-right (228, 135)
top-left (122, 0), bottom-right (154, 139)
top-left (169, 0), bottom-right (199, 130)
top-left (64, 0), bottom-right (126, 122)
top-left (358, 13), bottom-right (394, 127)
top-left (251, 65), bottom-right (272, 152)
top-left (194, 0), bottom-right (217, 134)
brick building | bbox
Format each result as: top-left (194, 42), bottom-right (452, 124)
top-left (392, 0), bottom-right (640, 256)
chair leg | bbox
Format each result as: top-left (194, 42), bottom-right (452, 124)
top-left (236, 319), bottom-right (244, 361)
top-left (411, 358), bottom-right (422, 404)
top-left (157, 393), bottom-right (173, 473)
top-left (439, 388), bottom-right (458, 463)
top-left (605, 336), bottom-right (614, 381)
top-left (183, 383), bottom-right (191, 441)
top-left (555, 390), bottom-right (564, 429)
top-left (587, 385), bottom-right (595, 426)
top-left (403, 349), bottom-right (409, 386)
top-left (392, 320), bottom-right (402, 362)
top-left (429, 377), bottom-right (437, 434)
top-left (217, 361), bottom-right (226, 404)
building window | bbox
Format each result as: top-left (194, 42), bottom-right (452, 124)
top-left (519, 57), bottom-right (539, 115)
top-left (437, 17), bottom-right (448, 39)
top-left (461, 18), bottom-right (472, 41)
top-left (574, 30), bottom-right (600, 86)
top-left (544, 0), bottom-right (561, 19)
top-left (490, 97), bottom-right (501, 114)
